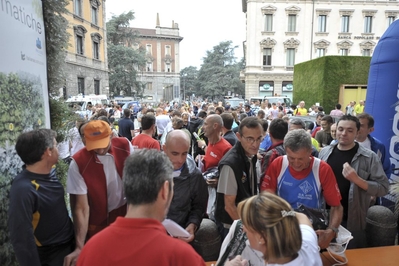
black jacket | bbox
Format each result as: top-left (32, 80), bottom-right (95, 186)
top-left (216, 142), bottom-right (258, 225)
top-left (167, 155), bottom-right (208, 228)
top-left (223, 130), bottom-right (238, 146)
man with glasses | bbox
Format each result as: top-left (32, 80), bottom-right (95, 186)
top-left (215, 117), bottom-right (263, 238)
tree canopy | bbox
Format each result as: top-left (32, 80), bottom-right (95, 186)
top-left (180, 66), bottom-right (199, 100)
top-left (43, 0), bottom-right (70, 95)
top-left (107, 11), bottom-right (146, 97)
top-left (196, 41), bottom-right (244, 99)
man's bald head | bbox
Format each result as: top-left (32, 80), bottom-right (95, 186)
top-left (208, 114), bottom-right (223, 125)
top-left (203, 114), bottom-right (223, 138)
top-left (165, 130), bottom-right (190, 148)
top-left (163, 130), bottom-right (191, 170)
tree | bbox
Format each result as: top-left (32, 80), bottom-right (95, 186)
top-left (180, 66), bottom-right (199, 100)
top-left (107, 11), bottom-right (146, 97)
top-left (197, 41), bottom-right (244, 99)
top-left (43, 0), bottom-right (70, 96)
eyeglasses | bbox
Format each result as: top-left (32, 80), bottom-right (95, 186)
top-left (241, 135), bottom-right (264, 144)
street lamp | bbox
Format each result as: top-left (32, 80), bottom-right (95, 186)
top-left (183, 73), bottom-right (187, 102)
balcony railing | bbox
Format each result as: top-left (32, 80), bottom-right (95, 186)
top-left (262, 65), bottom-right (273, 71)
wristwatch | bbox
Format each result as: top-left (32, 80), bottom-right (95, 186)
top-left (327, 226), bottom-right (339, 237)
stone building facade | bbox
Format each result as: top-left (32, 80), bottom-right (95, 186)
top-left (131, 14), bottom-right (183, 103)
top-left (241, 0), bottom-right (399, 100)
top-left (63, 0), bottom-right (109, 97)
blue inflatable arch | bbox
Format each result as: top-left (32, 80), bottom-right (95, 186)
top-left (366, 20), bottom-right (399, 183)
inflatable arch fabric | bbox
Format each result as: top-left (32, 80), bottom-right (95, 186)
top-left (365, 20), bottom-right (399, 182)
top-left (366, 20), bottom-right (399, 184)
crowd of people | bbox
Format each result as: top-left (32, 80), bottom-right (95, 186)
top-left (7, 97), bottom-right (391, 266)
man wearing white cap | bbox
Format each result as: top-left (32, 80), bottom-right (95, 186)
top-left (65, 120), bottom-right (133, 265)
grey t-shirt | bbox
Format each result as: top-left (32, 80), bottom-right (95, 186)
top-left (218, 157), bottom-right (256, 196)
top-left (217, 165), bottom-right (237, 195)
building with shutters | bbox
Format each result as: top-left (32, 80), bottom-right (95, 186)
top-left (63, 0), bottom-right (109, 97)
top-left (131, 13), bottom-right (183, 103)
top-left (241, 0), bottom-right (399, 100)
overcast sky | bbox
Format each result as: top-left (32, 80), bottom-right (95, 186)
top-left (106, 0), bottom-right (246, 69)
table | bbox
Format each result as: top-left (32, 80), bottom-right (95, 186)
top-left (321, 245), bottom-right (399, 266)
top-left (206, 245), bottom-right (399, 266)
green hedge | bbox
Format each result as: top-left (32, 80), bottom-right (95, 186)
top-left (293, 56), bottom-right (371, 113)
top-left (0, 177), bottom-right (17, 265)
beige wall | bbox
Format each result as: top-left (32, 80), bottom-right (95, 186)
top-left (65, 0), bottom-right (106, 62)
top-left (63, 0), bottom-right (109, 96)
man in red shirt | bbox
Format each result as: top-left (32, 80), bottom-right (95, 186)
top-left (77, 149), bottom-right (205, 265)
top-left (131, 114), bottom-right (160, 150)
top-left (197, 114), bottom-right (232, 171)
top-left (261, 129), bottom-right (343, 249)
top-left (197, 114), bottom-right (231, 219)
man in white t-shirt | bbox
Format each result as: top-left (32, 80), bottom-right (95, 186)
top-left (356, 113), bottom-right (391, 178)
top-left (155, 107), bottom-right (171, 139)
top-left (65, 120), bottom-right (133, 265)
top-left (136, 106), bottom-right (147, 129)
top-left (69, 118), bottom-right (86, 156)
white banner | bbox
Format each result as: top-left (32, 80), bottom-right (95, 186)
top-left (0, 0), bottom-right (50, 127)
top-left (0, 0), bottom-right (49, 178)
